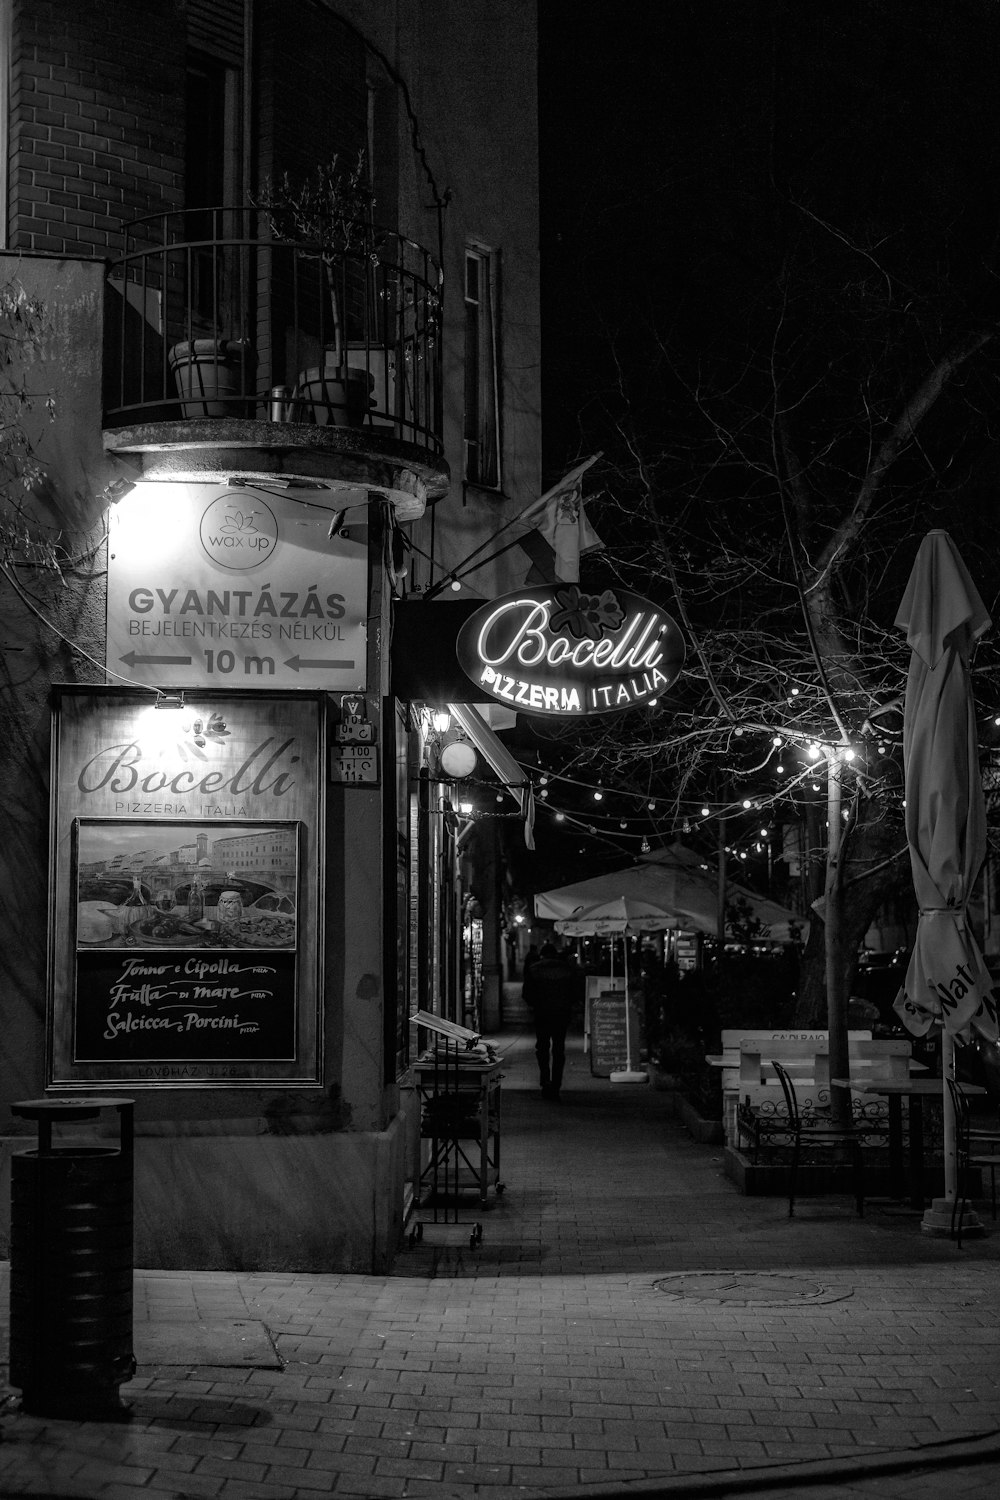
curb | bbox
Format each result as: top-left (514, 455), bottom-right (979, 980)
top-left (515, 1429), bottom-right (1000, 1499)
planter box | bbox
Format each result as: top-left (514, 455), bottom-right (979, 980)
top-left (723, 1144), bottom-right (961, 1203)
top-left (676, 1091), bottom-right (724, 1144)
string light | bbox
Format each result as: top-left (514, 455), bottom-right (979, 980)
top-left (640, 837), bottom-right (650, 853)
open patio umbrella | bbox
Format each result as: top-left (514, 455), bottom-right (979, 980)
top-left (535, 843), bottom-right (804, 943)
top-left (893, 530), bottom-right (999, 1230)
top-left (553, 895), bottom-right (669, 1083)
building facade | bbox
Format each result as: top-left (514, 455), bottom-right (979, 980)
top-left (0, 0), bottom-right (540, 1271)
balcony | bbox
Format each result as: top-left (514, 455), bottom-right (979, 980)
top-left (103, 208), bottom-right (449, 513)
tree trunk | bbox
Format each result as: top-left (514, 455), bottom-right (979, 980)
top-left (794, 801), bottom-right (910, 1036)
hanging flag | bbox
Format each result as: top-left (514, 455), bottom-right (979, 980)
top-left (515, 455), bottom-right (603, 584)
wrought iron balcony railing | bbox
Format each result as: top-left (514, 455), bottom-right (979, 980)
top-left (104, 207), bottom-right (443, 456)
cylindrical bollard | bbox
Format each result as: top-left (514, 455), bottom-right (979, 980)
top-left (270, 384), bottom-right (294, 421)
top-left (9, 1097), bottom-right (135, 1418)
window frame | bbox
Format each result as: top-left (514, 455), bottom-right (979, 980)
top-left (463, 243), bottom-right (501, 490)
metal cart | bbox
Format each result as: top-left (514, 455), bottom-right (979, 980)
top-left (410, 1015), bottom-right (504, 1249)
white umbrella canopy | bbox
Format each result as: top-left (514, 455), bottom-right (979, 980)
top-left (893, 530), bottom-right (999, 1222)
top-left (535, 842), bottom-right (804, 944)
top-left (553, 893), bottom-right (677, 937)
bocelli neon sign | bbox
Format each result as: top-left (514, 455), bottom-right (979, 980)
top-left (456, 584), bottom-right (685, 718)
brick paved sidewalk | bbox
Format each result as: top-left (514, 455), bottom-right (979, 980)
top-left (2, 1025), bottom-right (1000, 1498)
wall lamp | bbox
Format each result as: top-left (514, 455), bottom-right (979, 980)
top-left (154, 689), bottom-right (186, 711)
top-left (104, 478), bottom-right (137, 506)
top-left (431, 709), bottom-right (452, 734)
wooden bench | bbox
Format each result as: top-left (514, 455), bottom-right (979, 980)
top-left (707, 1029), bottom-right (873, 1145)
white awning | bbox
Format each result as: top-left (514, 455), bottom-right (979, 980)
top-left (448, 702), bottom-right (535, 849)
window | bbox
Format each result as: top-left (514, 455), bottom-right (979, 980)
top-left (464, 246), bottom-right (500, 488)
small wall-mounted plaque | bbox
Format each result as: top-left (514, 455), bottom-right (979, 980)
top-left (330, 745), bottom-right (379, 784)
top-left (333, 719), bottom-right (376, 744)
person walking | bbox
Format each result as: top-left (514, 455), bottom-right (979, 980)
top-left (522, 941), bottom-right (580, 1101)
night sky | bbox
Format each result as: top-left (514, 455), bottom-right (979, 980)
top-left (538, 0), bottom-right (1000, 471)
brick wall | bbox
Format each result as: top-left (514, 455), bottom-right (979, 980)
top-left (8, 0), bottom-right (186, 257)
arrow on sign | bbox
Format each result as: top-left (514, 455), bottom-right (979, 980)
top-left (120, 651), bottom-right (193, 667)
top-left (284, 656), bottom-right (356, 672)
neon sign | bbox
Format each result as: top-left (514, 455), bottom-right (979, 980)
top-left (455, 585), bottom-right (685, 717)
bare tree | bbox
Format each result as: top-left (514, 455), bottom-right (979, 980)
top-left (545, 219), bottom-right (1000, 1122)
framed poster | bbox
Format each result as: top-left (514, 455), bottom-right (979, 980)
top-left (73, 818), bottom-right (299, 1065)
top-left (49, 688), bottom-right (324, 1086)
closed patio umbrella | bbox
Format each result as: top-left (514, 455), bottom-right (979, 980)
top-left (893, 530), bottom-right (999, 1232)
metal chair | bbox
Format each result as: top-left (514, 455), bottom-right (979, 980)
top-left (771, 1060), bottom-right (864, 1219)
top-left (947, 1077), bottom-right (1000, 1248)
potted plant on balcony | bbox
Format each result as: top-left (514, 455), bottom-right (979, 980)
top-left (168, 334), bottom-right (250, 418)
top-left (254, 151), bottom-right (377, 426)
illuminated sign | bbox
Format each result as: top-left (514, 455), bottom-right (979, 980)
top-left (455, 585), bottom-right (685, 717)
top-left (107, 481), bottom-right (368, 691)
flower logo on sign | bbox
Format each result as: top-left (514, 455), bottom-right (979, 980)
top-left (199, 492), bottom-right (279, 571)
top-left (219, 508), bottom-right (261, 537)
top-left (549, 585), bottom-right (626, 642)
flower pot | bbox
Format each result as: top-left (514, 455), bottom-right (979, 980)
top-left (294, 354), bottom-right (374, 427)
top-left (168, 339), bottom-right (243, 418)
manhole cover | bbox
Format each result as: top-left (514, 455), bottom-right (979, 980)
top-left (652, 1271), bottom-right (852, 1306)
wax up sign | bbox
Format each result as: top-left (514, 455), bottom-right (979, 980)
top-left (107, 481), bottom-right (368, 690)
top-left (456, 585), bottom-right (685, 717)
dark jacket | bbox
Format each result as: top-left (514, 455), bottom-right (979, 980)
top-left (522, 952), bottom-right (580, 1013)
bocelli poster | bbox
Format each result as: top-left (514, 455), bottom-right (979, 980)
top-left (49, 688), bottom-right (324, 1087)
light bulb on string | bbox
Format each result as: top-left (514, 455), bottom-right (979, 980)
top-left (647, 800), bottom-right (656, 811)
top-left (772, 735), bottom-right (782, 747)
top-left (593, 790), bottom-right (603, 801)
top-left (701, 806), bottom-right (710, 818)
top-left (555, 812), bottom-right (565, 821)
top-left (742, 799), bottom-right (752, 809)
top-left (619, 821), bottom-right (627, 830)
top-left (776, 764), bottom-right (784, 774)
top-left (539, 788), bottom-right (548, 799)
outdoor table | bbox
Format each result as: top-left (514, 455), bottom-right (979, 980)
top-left (832, 1076), bottom-right (985, 1210)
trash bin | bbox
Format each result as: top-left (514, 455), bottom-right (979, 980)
top-left (9, 1096), bottom-right (136, 1418)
